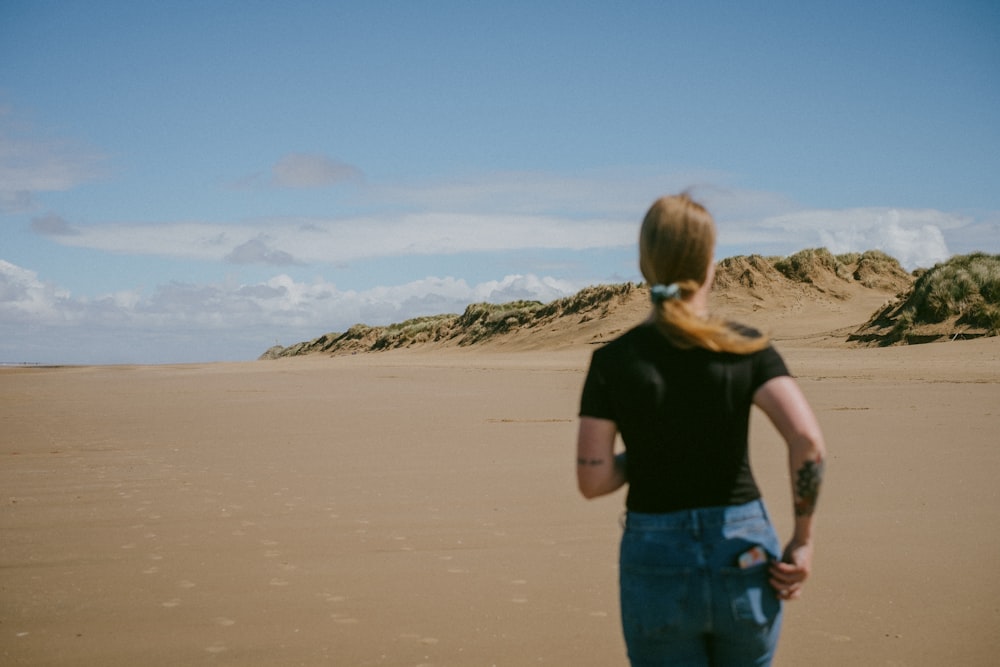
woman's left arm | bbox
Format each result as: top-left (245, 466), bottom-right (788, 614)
top-left (576, 417), bottom-right (627, 499)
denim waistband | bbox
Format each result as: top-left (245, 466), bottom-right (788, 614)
top-left (623, 499), bottom-right (769, 532)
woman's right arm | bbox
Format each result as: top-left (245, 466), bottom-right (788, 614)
top-left (753, 375), bottom-right (827, 600)
top-left (576, 417), bottom-right (627, 499)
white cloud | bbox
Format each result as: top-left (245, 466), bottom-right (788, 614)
top-left (840, 212), bottom-right (948, 270)
top-left (942, 216), bottom-right (1000, 256)
top-left (0, 260), bottom-right (584, 364)
top-left (0, 260), bottom-right (77, 323)
top-left (472, 274), bottom-right (576, 303)
top-left (706, 206), bottom-right (960, 269)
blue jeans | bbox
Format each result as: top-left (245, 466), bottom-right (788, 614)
top-left (619, 500), bottom-right (783, 667)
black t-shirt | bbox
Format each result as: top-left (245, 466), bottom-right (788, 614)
top-left (579, 322), bottom-right (790, 513)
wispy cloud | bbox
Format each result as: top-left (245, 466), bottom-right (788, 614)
top-left (0, 109), bottom-right (107, 213)
top-left (270, 153), bottom-right (362, 188)
top-left (31, 198), bottom-right (967, 272)
top-left (364, 168), bottom-right (739, 217)
top-left (225, 237), bottom-right (300, 266)
top-left (30, 213), bottom-right (80, 236)
top-left (9, 139), bottom-right (973, 272)
top-left (32, 212), bottom-right (636, 264)
top-left (232, 152), bottom-right (363, 190)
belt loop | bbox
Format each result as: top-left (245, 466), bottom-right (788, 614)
top-left (690, 509), bottom-right (700, 538)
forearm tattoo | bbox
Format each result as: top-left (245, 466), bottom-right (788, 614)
top-left (793, 457), bottom-right (825, 517)
top-left (577, 457), bottom-right (605, 466)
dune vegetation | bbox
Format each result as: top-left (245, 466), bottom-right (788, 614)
top-left (260, 284), bottom-right (637, 358)
top-left (261, 249), bottom-right (999, 358)
top-left (714, 249), bottom-right (911, 295)
top-left (849, 252), bottom-right (1000, 345)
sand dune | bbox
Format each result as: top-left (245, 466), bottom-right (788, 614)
top-left (261, 248), bottom-right (918, 359)
top-left (3, 282), bottom-right (999, 665)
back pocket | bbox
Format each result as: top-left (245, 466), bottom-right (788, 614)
top-left (720, 563), bottom-right (779, 626)
top-left (620, 564), bottom-right (702, 640)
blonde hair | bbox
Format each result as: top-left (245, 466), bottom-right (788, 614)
top-left (639, 193), bottom-right (769, 354)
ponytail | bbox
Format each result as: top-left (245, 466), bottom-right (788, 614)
top-left (648, 282), bottom-right (769, 353)
top-left (640, 193), bottom-right (769, 354)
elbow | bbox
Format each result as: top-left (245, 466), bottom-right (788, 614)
top-left (576, 452), bottom-right (627, 499)
top-left (577, 469), bottom-right (625, 499)
top-left (577, 471), bottom-right (618, 499)
top-left (790, 430), bottom-right (826, 460)
top-left (577, 479), bottom-right (603, 500)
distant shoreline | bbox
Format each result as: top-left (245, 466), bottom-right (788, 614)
top-left (0, 362), bottom-right (78, 368)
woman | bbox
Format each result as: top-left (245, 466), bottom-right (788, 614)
top-left (577, 193), bottom-right (826, 666)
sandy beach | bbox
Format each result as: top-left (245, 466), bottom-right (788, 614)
top-left (3, 323), bottom-right (1000, 664)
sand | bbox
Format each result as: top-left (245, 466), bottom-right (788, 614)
top-left (3, 308), bottom-right (1000, 664)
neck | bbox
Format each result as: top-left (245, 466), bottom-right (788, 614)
top-left (691, 264), bottom-right (714, 317)
top-left (688, 289), bottom-right (710, 317)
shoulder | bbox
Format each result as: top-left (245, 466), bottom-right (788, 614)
top-left (592, 323), bottom-right (658, 359)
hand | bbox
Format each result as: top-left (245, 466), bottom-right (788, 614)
top-left (769, 540), bottom-right (813, 601)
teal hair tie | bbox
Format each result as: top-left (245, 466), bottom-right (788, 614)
top-left (650, 283), bottom-right (681, 303)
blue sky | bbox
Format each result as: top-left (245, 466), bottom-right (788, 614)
top-left (2, 1), bottom-right (998, 364)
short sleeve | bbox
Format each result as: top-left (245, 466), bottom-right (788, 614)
top-left (752, 344), bottom-right (791, 391)
top-left (579, 351), bottom-right (616, 421)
